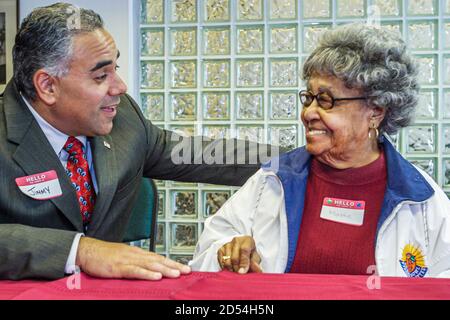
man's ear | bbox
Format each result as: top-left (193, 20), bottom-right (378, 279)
top-left (33, 69), bottom-right (58, 105)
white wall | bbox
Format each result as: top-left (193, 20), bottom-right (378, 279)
top-left (19, 0), bottom-right (139, 100)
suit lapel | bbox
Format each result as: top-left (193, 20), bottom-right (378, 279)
top-left (4, 81), bottom-right (120, 235)
top-left (4, 82), bottom-right (82, 231)
top-left (85, 135), bottom-right (119, 236)
top-left (12, 123), bottom-right (83, 231)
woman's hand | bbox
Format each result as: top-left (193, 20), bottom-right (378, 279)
top-left (217, 236), bottom-right (262, 274)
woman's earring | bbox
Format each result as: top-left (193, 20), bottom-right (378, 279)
top-left (369, 123), bottom-right (379, 139)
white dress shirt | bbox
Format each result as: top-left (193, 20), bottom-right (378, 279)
top-left (22, 95), bottom-right (98, 274)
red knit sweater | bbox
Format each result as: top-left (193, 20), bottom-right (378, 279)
top-left (289, 151), bottom-right (387, 275)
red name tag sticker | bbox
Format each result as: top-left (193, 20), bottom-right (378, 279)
top-left (15, 170), bottom-right (63, 200)
top-left (320, 197), bottom-right (365, 226)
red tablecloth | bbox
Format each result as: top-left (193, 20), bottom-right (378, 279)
top-left (1, 271), bottom-right (449, 300)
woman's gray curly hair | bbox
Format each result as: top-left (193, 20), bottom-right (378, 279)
top-left (302, 23), bottom-right (419, 136)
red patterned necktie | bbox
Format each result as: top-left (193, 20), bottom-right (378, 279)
top-left (63, 137), bottom-right (96, 232)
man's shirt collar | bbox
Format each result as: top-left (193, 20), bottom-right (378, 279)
top-left (21, 94), bottom-right (87, 155)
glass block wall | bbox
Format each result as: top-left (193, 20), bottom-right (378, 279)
top-left (136, 0), bottom-right (450, 261)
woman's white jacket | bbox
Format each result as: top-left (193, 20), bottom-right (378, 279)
top-left (190, 137), bottom-right (450, 278)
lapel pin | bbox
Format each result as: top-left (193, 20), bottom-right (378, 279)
top-left (104, 141), bottom-right (111, 149)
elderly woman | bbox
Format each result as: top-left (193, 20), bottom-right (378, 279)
top-left (190, 23), bottom-right (450, 278)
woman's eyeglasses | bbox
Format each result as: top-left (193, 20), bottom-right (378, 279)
top-left (299, 90), bottom-right (372, 110)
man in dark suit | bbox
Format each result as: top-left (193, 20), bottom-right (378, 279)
top-left (0, 3), bottom-right (276, 280)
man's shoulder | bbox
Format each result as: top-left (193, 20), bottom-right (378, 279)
top-left (115, 94), bottom-right (145, 123)
top-left (0, 90), bottom-right (8, 137)
top-left (109, 94), bottom-right (151, 142)
top-left (118, 94), bottom-right (138, 112)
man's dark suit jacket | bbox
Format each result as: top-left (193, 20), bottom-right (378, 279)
top-left (0, 80), bottom-right (264, 280)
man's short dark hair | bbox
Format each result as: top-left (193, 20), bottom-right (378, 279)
top-left (13, 2), bottom-right (104, 101)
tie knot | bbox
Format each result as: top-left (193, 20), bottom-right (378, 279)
top-left (63, 137), bottom-right (84, 156)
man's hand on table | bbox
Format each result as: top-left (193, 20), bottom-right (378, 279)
top-left (217, 236), bottom-right (262, 274)
top-left (75, 237), bottom-right (191, 280)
